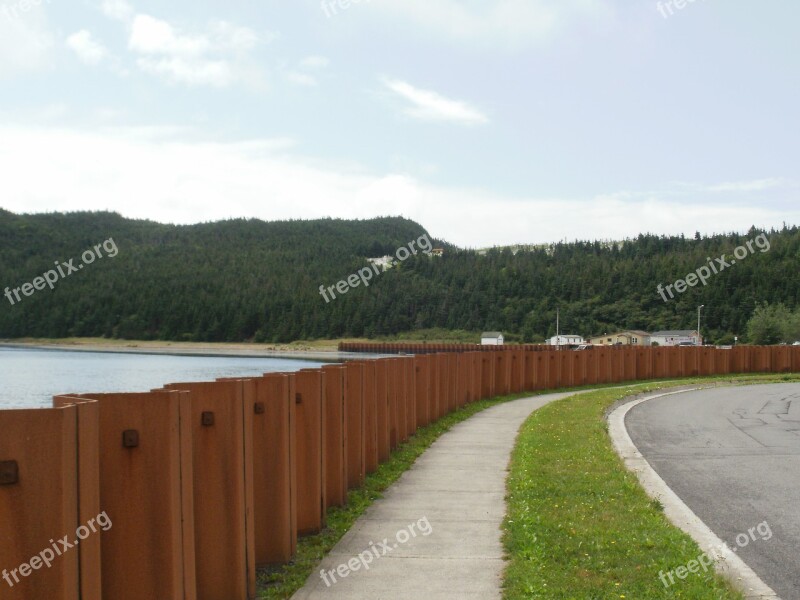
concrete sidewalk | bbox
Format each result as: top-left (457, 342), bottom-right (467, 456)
top-left (291, 391), bottom-right (579, 600)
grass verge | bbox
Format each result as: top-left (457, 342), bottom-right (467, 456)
top-left (503, 373), bottom-right (800, 599)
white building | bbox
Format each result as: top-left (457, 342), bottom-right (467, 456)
top-left (481, 332), bottom-right (504, 345)
top-left (649, 330), bottom-right (703, 347)
top-left (367, 256), bottom-right (395, 272)
top-left (548, 335), bottom-right (585, 347)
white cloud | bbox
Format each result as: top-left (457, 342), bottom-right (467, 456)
top-left (1, 125), bottom-right (794, 248)
top-left (286, 71), bottom-right (318, 86)
top-left (383, 78), bottom-right (489, 125)
top-left (0, 9), bottom-right (54, 77)
top-left (285, 55), bottom-right (330, 86)
top-left (128, 15), bottom-right (266, 87)
top-left (300, 55), bottom-right (329, 69)
top-left (100, 0), bottom-right (134, 22)
top-left (704, 178), bottom-right (789, 193)
top-left (66, 30), bottom-right (108, 65)
top-left (136, 56), bottom-right (235, 87)
top-left (366, 0), bottom-right (610, 48)
top-left (129, 15), bottom-right (210, 57)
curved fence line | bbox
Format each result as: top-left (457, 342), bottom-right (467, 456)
top-left (1, 345), bottom-right (798, 599)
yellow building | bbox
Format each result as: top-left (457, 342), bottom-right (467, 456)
top-left (589, 330), bottom-right (651, 346)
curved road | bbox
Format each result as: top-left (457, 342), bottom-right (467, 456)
top-left (627, 384), bottom-right (800, 599)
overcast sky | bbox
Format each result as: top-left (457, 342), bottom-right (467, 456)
top-left (1, 0), bottom-right (798, 247)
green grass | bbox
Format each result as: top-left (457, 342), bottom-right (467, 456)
top-left (257, 390), bottom-right (534, 599)
top-left (503, 373), bottom-right (800, 599)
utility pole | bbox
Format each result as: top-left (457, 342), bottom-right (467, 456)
top-left (697, 305), bottom-right (704, 346)
top-left (556, 308), bottom-right (560, 350)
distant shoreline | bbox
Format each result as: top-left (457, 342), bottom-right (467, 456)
top-left (0, 338), bottom-right (375, 363)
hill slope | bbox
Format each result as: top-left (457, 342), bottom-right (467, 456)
top-left (0, 210), bottom-right (798, 343)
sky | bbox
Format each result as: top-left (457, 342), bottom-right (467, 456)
top-left (0, 0), bottom-right (798, 248)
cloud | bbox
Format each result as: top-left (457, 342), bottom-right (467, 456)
top-left (100, 0), bottom-right (134, 22)
top-left (285, 55), bottom-right (330, 86)
top-left (0, 8), bottom-right (54, 77)
top-left (1, 125), bottom-right (794, 248)
top-left (366, 0), bottom-right (610, 48)
top-left (300, 55), bottom-right (329, 69)
top-left (128, 15), bottom-right (266, 87)
top-left (382, 78), bottom-right (489, 125)
top-left (286, 71), bottom-right (318, 86)
top-left (704, 178), bottom-right (790, 193)
top-left (66, 30), bottom-right (108, 65)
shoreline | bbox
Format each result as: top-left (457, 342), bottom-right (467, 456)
top-left (0, 339), bottom-right (377, 363)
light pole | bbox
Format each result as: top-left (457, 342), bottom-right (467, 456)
top-left (697, 305), bottom-right (705, 346)
top-left (556, 308), bottom-right (560, 349)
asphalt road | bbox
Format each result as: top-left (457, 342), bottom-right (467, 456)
top-left (627, 384), bottom-right (800, 599)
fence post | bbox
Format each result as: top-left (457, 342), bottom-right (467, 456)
top-left (161, 380), bottom-right (256, 600)
top-left (248, 374), bottom-right (296, 566)
top-left (321, 365), bottom-right (348, 508)
top-left (67, 391), bottom-right (197, 600)
top-left (293, 370), bottom-right (326, 536)
top-left (344, 362), bottom-right (365, 490)
top-left (363, 361), bottom-right (379, 474)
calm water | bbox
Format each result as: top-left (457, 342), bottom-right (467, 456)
top-left (0, 347), bottom-right (330, 409)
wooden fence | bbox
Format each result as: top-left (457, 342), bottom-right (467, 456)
top-left (1, 345), bottom-right (799, 599)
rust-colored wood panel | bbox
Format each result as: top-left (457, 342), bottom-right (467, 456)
top-left (249, 374), bottom-right (295, 566)
top-left (414, 356), bottom-right (430, 428)
top-left (481, 355), bottom-right (495, 398)
top-left (403, 357), bottom-right (416, 437)
top-left (362, 362), bottom-right (379, 474)
top-left (636, 348), bottom-right (652, 380)
top-left (321, 365), bottom-right (347, 508)
top-left (396, 357), bottom-right (408, 444)
top-left (544, 351), bottom-right (559, 389)
top-left (0, 406), bottom-right (81, 600)
top-left (344, 362), bottom-right (365, 489)
top-left (386, 359), bottom-right (400, 450)
top-left (469, 353), bottom-right (481, 402)
top-left (373, 360), bottom-right (391, 464)
top-left (51, 397), bottom-right (103, 600)
top-left (294, 370), bottom-right (326, 536)
top-left (163, 380), bottom-right (253, 600)
top-left (509, 350), bottom-right (523, 394)
top-left (493, 352), bottom-right (509, 396)
top-left (75, 392), bottom-right (192, 600)
top-left (326, 365), bottom-right (348, 497)
top-left (756, 347), bottom-right (773, 373)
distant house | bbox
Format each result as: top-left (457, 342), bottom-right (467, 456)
top-left (481, 332), bottom-right (504, 346)
top-left (430, 248), bottom-right (445, 257)
top-left (649, 330), bottom-right (703, 347)
top-left (589, 330), bottom-right (651, 346)
top-left (548, 335), bottom-right (584, 347)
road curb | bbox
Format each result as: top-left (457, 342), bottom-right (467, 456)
top-left (607, 388), bottom-right (781, 600)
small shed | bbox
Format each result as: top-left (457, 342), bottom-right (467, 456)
top-left (481, 332), bottom-right (504, 346)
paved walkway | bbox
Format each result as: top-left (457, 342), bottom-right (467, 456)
top-left (292, 392), bottom-right (579, 600)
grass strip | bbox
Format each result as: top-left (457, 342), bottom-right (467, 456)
top-left (503, 373), bottom-right (800, 599)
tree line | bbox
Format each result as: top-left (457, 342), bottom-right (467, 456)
top-left (0, 209), bottom-right (797, 344)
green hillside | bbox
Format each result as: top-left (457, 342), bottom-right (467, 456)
top-left (0, 209), bottom-right (798, 344)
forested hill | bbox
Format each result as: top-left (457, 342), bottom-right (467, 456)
top-left (0, 209), bottom-right (798, 344)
